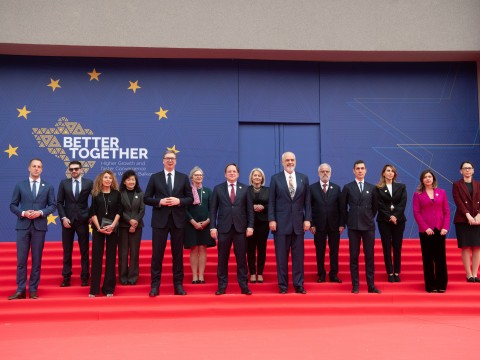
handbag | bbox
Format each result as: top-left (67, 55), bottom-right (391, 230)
top-left (100, 218), bottom-right (114, 228)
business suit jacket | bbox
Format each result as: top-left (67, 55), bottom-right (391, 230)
top-left (10, 179), bottom-right (56, 230)
top-left (144, 170), bottom-right (193, 228)
top-left (452, 179), bottom-right (480, 224)
top-left (412, 188), bottom-right (450, 232)
top-left (119, 190), bottom-right (145, 228)
top-left (310, 181), bottom-right (343, 231)
top-left (341, 181), bottom-right (377, 231)
top-left (210, 182), bottom-right (254, 233)
top-left (268, 172), bottom-right (312, 235)
top-left (375, 182), bottom-right (407, 224)
top-left (57, 177), bottom-right (93, 225)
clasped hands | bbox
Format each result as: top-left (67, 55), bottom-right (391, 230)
top-left (24, 210), bottom-right (42, 219)
top-left (160, 197), bottom-right (181, 206)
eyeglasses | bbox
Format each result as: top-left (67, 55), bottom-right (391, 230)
top-left (193, 174), bottom-right (203, 176)
top-left (163, 157), bottom-right (176, 161)
top-left (462, 167), bottom-right (473, 170)
top-left (68, 167), bottom-right (81, 172)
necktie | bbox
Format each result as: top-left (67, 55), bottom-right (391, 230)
top-left (32, 180), bottom-right (37, 199)
top-left (167, 173), bottom-right (173, 195)
top-left (230, 183), bottom-right (235, 204)
top-left (289, 175), bottom-right (295, 199)
top-left (74, 180), bottom-right (79, 199)
top-left (230, 184), bottom-right (235, 204)
top-left (322, 183), bottom-right (327, 193)
top-left (359, 182), bottom-right (363, 192)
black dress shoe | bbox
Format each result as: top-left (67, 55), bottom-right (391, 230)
top-left (198, 280), bottom-right (205, 284)
top-left (474, 277), bottom-right (480, 282)
top-left (215, 288), bottom-right (226, 295)
top-left (387, 274), bottom-right (395, 283)
top-left (294, 286), bottom-right (307, 294)
top-left (351, 286), bottom-right (359, 294)
top-left (241, 288), bottom-right (252, 295)
top-left (279, 289), bottom-right (288, 294)
top-left (317, 274), bottom-right (326, 283)
top-left (394, 274), bottom-right (401, 282)
top-left (329, 275), bottom-right (342, 283)
top-left (128, 281), bottom-right (137, 285)
top-left (120, 281), bottom-right (128, 285)
top-left (192, 280), bottom-right (199, 284)
top-left (149, 288), bottom-right (159, 297)
top-left (8, 291), bottom-right (26, 300)
top-left (368, 287), bottom-right (381, 294)
top-left (30, 292), bottom-right (39, 299)
top-left (81, 279), bottom-right (89, 287)
top-left (174, 286), bottom-right (187, 295)
top-left (60, 278), bottom-right (71, 287)
top-left (467, 277), bottom-right (475, 282)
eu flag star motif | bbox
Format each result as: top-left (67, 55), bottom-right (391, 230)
top-left (167, 145), bottom-right (180, 154)
top-left (47, 213), bottom-right (58, 225)
top-left (4, 144), bottom-right (19, 158)
top-left (87, 68), bottom-right (101, 81)
top-left (128, 80), bottom-right (141, 93)
top-left (155, 107), bottom-right (168, 120)
top-left (17, 105), bottom-right (31, 119)
top-left (47, 79), bottom-right (61, 92)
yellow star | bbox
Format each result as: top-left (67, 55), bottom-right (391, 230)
top-left (47, 79), bottom-right (61, 92)
top-left (155, 107), bottom-right (168, 120)
top-left (128, 80), bottom-right (141, 93)
top-left (88, 68), bottom-right (101, 81)
top-left (17, 105), bottom-right (31, 119)
top-left (167, 145), bottom-right (180, 154)
top-left (89, 223), bottom-right (93, 234)
top-left (4, 144), bottom-right (19, 158)
top-left (47, 213), bottom-right (58, 225)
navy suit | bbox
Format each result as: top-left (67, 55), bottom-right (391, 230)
top-left (268, 172), bottom-right (311, 291)
top-left (57, 177), bottom-right (93, 281)
top-left (144, 170), bottom-right (193, 288)
top-left (341, 180), bottom-right (377, 289)
top-left (210, 182), bottom-right (254, 290)
top-left (10, 179), bottom-right (56, 293)
top-left (310, 181), bottom-right (343, 278)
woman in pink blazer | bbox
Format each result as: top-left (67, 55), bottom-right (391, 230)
top-left (452, 161), bottom-right (480, 282)
top-left (413, 170), bottom-right (450, 293)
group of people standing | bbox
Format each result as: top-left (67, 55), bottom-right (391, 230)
top-left (7, 154), bottom-right (480, 300)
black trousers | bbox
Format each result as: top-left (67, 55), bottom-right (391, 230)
top-left (61, 222), bottom-right (90, 280)
top-left (378, 221), bottom-right (405, 275)
top-left (90, 230), bottom-right (117, 295)
top-left (118, 227), bottom-right (142, 284)
top-left (419, 229), bottom-right (448, 292)
top-left (313, 228), bottom-right (340, 277)
top-left (217, 225), bottom-right (248, 290)
top-left (348, 229), bottom-right (375, 288)
top-left (151, 215), bottom-right (184, 288)
top-left (274, 233), bottom-right (305, 291)
top-left (247, 220), bottom-right (269, 275)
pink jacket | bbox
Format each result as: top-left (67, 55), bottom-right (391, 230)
top-left (412, 188), bottom-right (450, 233)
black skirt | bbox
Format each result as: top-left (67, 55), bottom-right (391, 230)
top-left (455, 223), bottom-right (480, 248)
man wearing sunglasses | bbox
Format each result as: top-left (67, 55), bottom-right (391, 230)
top-left (57, 161), bottom-right (93, 287)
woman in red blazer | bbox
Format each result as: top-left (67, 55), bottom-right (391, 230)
top-left (452, 161), bottom-right (480, 282)
top-left (413, 170), bottom-right (450, 293)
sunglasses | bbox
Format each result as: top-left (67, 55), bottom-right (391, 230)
top-left (68, 167), bottom-right (81, 172)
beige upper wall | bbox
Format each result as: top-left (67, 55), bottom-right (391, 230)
top-left (1, 0), bottom-right (479, 54)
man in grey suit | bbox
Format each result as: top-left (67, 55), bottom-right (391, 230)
top-left (310, 163), bottom-right (344, 283)
top-left (144, 150), bottom-right (193, 296)
top-left (268, 151), bottom-right (311, 294)
top-left (57, 160), bottom-right (93, 287)
top-left (8, 159), bottom-right (56, 300)
top-left (210, 163), bottom-right (254, 295)
top-left (341, 160), bottom-right (380, 294)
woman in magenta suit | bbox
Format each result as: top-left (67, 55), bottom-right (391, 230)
top-left (413, 170), bottom-right (450, 293)
top-left (452, 161), bottom-right (480, 282)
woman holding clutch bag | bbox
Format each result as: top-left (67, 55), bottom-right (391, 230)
top-left (89, 170), bottom-right (122, 297)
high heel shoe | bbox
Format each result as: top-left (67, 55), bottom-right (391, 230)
top-left (250, 275), bottom-right (257, 283)
top-left (257, 275), bottom-right (264, 283)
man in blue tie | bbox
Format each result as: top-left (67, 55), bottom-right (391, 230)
top-left (57, 160), bottom-right (93, 287)
top-left (8, 159), bottom-right (56, 300)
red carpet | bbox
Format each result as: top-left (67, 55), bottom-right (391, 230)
top-left (1, 238), bottom-right (480, 322)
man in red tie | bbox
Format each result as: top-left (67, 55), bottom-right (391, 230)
top-left (210, 163), bottom-right (255, 295)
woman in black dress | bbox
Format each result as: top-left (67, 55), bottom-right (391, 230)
top-left (452, 161), bottom-right (480, 282)
top-left (374, 164), bottom-right (407, 282)
top-left (247, 168), bottom-right (270, 283)
top-left (89, 170), bottom-right (122, 297)
top-left (118, 170), bottom-right (145, 285)
top-left (184, 166), bottom-right (215, 284)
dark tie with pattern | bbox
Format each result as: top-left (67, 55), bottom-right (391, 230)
top-left (230, 183), bottom-right (235, 204)
top-left (32, 180), bottom-right (37, 199)
top-left (167, 173), bottom-right (173, 195)
top-left (322, 183), bottom-right (327, 193)
top-left (359, 182), bottom-right (363, 192)
top-left (74, 180), bottom-right (79, 199)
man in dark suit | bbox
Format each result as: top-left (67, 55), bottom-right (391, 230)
top-left (310, 163), bottom-right (344, 283)
top-left (268, 151), bottom-right (311, 294)
top-left (57, 160), bottom-right (93, 287)
top-left (341, 160), bottom-right (380, 294)
top-left (144, 150), bottom-right (193, 296)
top-left (210, 163), bottom-right (254, 295)
top-left (8, 158), bottom-right (56, 300)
